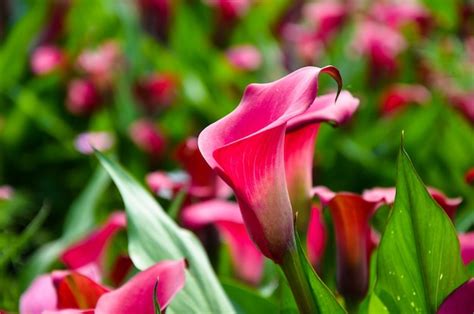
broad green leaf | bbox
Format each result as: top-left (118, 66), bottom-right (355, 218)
top-left (21, 167), bottom-right (110, 288)
top-left (96, 152), bottom-right (233, 313)
top-left (222, 279), bottom-right (278, 314)
top-left (374, 143), bottom-right (468, 313)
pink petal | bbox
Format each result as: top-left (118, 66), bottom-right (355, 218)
top-left (74, 132), bottom-right (114, 155)
top-left (146, 170), bottom-right (189, 199)
top-left (66, 79), bottom-right (101, 116)
top-left (371, 3), bottom-right (430, 30)
top-left (0, 185), bottom-right (14, 200)
top-left (226, 45), bottom-right (262, 71)
top-left (60, 211), bottom-right (126, 270)
top-left (198, 66), bottom-right (341, 262)
top-left (31, 45), bottom-right (63, 75)
top-left (181, 200), bottom-right (263, 284)
top-left (303, 1), bottom-right (347, 42)
top-left (43, 310), bottom-right (94, 314)
top-left (95, 259), bottom-right (186, 314)
top-left (307, 206), bottom-right (327, 267)
top-left (459, 232), bottom-right (474, 265)
top-left (438, 279), bottom-right (474, 314)
top-left (129, 119), bottom-right (166, 157)
top-left (380, 84), bottom-right (430, 116)
top-left (134, 73), bottom-right (177, 113)
top-left (20, 274), bottom-right (57, 314)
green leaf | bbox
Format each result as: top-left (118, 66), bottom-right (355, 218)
top-left (222, 279), bottom-right (278, 314)
top-left (20, 167), bottom-right (110, 288)
top-left (96, 152), bottom-right (233, 313)
top-left (374, 142), bottom-right (468, 313)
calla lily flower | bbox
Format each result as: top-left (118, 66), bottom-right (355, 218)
top-left (353, 21), bottom-right (406, 74)
top-left (363, 186), bottom-right (462, 219)
top-left (371, 3), bottom-right (430, 32)
top-left (134, 73), bottom-right (177, 113)
top-left (146, 170), bottom-right (188, 199)
top-left (129, 119), bottom-right (166, 157)
top-left (198, 66), bottom-right (359, 263)
top-left (30, 45), bottom-right (64, 75)
top-left (465, 168), bottom-right (474, 184)
top-left (303, 1), bottom-right (347, 43)
top-left (60, 212), bottom-right (127, 275)
top-left (459, 232), bottom-right (474, 265)
top-left (181, 200), bottom-right (264, 284)
top-left (0, 185), bottom-right (13, 200)
top-left (313, 186), bottom-right (379, 301)
top-left (226, 45), bottom-right (262, 71)
top-left (66, 79), bottom-right (102, 116)
top-left (137, 0), bottom-right (173, 42)
top-left (380, 84), bottom-right (430, 116)
top-left (438, 279), bottom-right (474, 314)
top-left (204, 0), bottom-right (251, 20)
top-left (74, 132), bottom-right (114, 155)
top-left (95, 259), bottom-right (186, 314)
top-left (306, 206), bottom-right (327, 268)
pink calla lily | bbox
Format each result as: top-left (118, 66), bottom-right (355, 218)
top-left (363, 186), bottom-right (462, 219)
top-left (306, 206), bottom-right (327, 268)
top-left (380, 84), bottom-right (430, 116)
top-left (60, 211), bottom-right (127, 272)
top-left (198, 66), bottom-right (359, 262)
top-left (438, 279), bottom-right (474, 314)
top-left (181, 200), bottom-right (264, 284)
top-left (313, 186), bottom-right (380, 301)
top-left (459, 232), bottom-right (474, 265)
top-left (95, 259), bottom-right (186, 314)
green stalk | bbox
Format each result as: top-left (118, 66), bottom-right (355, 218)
top-left (280, 247), bottom-right (319, 314)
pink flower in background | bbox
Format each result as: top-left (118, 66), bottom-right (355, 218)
top-left (363, 186), bottom-right (462, 219)
top-left (198, 66), bottom-right (360, 262)
top-left (181, 200), bottom-right (264, 284)
top-left (137, 0), bottom-right (173, 42)
top-left (465, 168), bottom-right (474, 184)
top-left (146, 171), bottom-right (188, 199)
top-left (60, 212), bottom-right (127, 274)
top-left (449, 91), bottom-right (474, 124)
top-left (129, 119), bottom-right (166, 157)
top-left (66, 79), bottom-right (102, 116)
top-left (30, 45), bottom-right (64, 75)
top-left (134, 73), bottom-right (177, 113)
top-left (313, 186), bottom-right (380, 301)
top-left (380, 84), bottom-right (430, 115)
top-left (438, 279), bottom-right (474, 314)
top-left (204, 0), bottom-right (251, 20)
top-left (370, 2), bottom-right (430, 31)
top-left (459, 232), bottom-right (474, 265)
top-left (226, 45), bottom-right (262, 71)
top-left (0, 185), bottom-right (14, 200)
top-left (176, 137), bottom-right (232, 199)
top-left (76, 41), bottom-right (122, 88)
top-left (74, 132), bottom-right (114, 155)
top-left (354, 21), bottom-right (406, 73)
top-left (306, 206), bottom-right (327, 268)
top-left (303, 1), bottom-right (347, 42)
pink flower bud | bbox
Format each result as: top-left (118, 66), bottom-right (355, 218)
top-left (66, 79), bottom-right (101, 116)
top-left (30, 45), bottom-right (64, 75)
top-left (226, 45), bottom-right (262, 71)
top-left (134, 73), bottom-right (177, 113)
top-left (129, 119), bottom-right (166, 157)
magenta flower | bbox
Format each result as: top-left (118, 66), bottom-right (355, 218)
top-left (129, 119), bottom-right (166, 157)
top-left (181, 200), bottom-right (264, 284)
top-left (226, 45), bottom-right (262, 71)
top-left (30, 45), bottom-right (64, 75)
top-left (198, 66), bottom-right (359, 262)
top-left (380, 84), bottom-right (430, 116)
top-left (449, 91), bottom-right (474, 124)
top-left (76, 41), bottom-right (122, 89)
top-left (438, 279), bottom-right (474, 314)
top-left (95, 259), bottom-right (186, 314)
top-left (134, 73), bottom-right (177, 113)
top-left (60, 212), bottom-right (127, 274)
top-left (66, 79), bottom-right (102, 116)
top-left (204, 0), bottom-right (251, 20)
top-left (363, 186), bottom-right (462, 219)
top-left (146, 171), bottom-right (188, 199)
top-left (137, 0), bottom-right (173, 41)
top-left (370, 2), bottom-right (430, 31)
top-left (0, 185), bottom-right (14, 200)
top-left (303, 1), bottom-right (347, 42)
top-left (313, 186), bottom-right (379, 301)
top-left (459, 232), bottom-right (474, 265)
top-left (465, 168), bottom-right (474, 184)
top-left (74, 132), bottom-right (114, 155)
top-left (306, 206), bottom-right (327, 268)
top-left (353, 21), bottom-right (406, 73)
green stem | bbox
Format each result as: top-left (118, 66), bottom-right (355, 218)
top-left (280, 248), bottom-right (319, 314)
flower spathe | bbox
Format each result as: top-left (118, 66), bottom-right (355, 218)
top-left (438, 279), bottom-right (474, 314)
top-left (198, 66), bottom-right (361, 263)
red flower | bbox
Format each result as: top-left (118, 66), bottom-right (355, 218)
top-left (380, 84), bottom-right (430, 116)
top-left (134, 73), bottom-right (177, 114)
top-left (66, 79), bottom-right (102, 116)
top-left (129, 119), bottom-right (166, 157)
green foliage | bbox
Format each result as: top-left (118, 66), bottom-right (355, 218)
top-left (373, 142), bottom-right (469, 313)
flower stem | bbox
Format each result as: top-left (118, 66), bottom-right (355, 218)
top-left (280, 248), bottom-right (319, 314)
